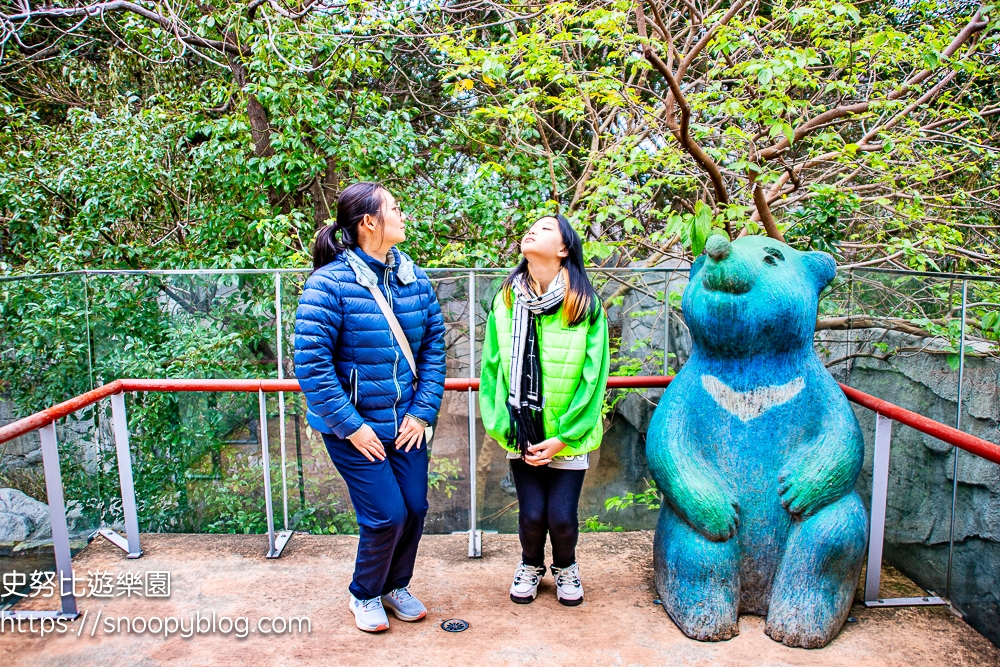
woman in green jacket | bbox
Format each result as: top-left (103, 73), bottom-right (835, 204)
top-left (480, 214), bottom-right (610, 606)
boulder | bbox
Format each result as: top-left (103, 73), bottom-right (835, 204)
top-left (0, 488), bottom-right (50, 526)
top-left (0, 512), bottom-right (34, 543)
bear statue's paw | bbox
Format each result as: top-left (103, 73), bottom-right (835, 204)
top-left (764, 610), bottom-right (839, 649)
top-left (778, 466), bottom-right (838, 519)
top-left (672, 611), bottom-right (740, 643)
top-left (661, 587), bottom-right (740, 643)
top-left (681, 488), bottom-right (740, 542)
top-left (691, 512), bottom-right (739, 543)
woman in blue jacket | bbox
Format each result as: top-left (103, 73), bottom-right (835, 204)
top-left (294, 182), bottom-right (447, 633)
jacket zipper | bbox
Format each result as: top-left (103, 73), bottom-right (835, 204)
top-left (383, 266), bottom-right (393, 306)
top-left (385, 263), bottom-right (401, 436)
top-left (350, 367), bottom-right (358, 406)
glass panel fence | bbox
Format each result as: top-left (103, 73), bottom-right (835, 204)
top-left (824, 269), bottom-right (999, 642)
top-left (1, 274), bottom-right (93, 609)
top-left (0, 267), bottom-right (996, 634)
top-left (84, 273), bottom-right (282, 537)
top-left (835, 270), bottom-right (975, 592)
top-left (955, 277), bottom-right (1000, 646)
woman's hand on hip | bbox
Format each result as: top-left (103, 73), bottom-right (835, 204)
top-left (395, 416), bottom-right (424, 452)
top-left (525, 437), bottom-right (567, 466)
top-left (348, 424), bottom-right (385, 462)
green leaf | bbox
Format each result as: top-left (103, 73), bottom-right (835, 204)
top-left (691, 202), bottom-right (714, 256)
top-left (946, 354), bottom-right (960, 372)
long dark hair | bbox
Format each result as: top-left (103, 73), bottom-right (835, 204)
top-left (312, 181), bottom-right (386, 270)
top-left (501, 214), bottom-right (600, 327)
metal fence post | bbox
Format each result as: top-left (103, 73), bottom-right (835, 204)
top-left (98, 393), bottom-right (143, 558)
top-left (2, 422), bottom-right (79, 619)
top-left (864, 412), bottom-right (944, 608)
top-left (275, 272), bottom-right (290, 532)
top-left (43, 422), bottom-right (78, 617)
top-left (4, 422), bottom-right (82, 620)
top-left (864, 413), bottom-right (893, 603)
top-left (468, 270), bottom-right (482, 558)
top-left (663, 268), bottom-right (670, 374)
top-left (259, 389), bottom-right (291, 558)
top-left (946, 280), bottom-right (969, 600)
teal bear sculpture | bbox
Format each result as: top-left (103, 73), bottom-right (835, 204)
top-left (647, 235), bottom-right (867, 648)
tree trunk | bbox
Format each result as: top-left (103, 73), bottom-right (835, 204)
top-left (225, 45), bottom-right (288, 212)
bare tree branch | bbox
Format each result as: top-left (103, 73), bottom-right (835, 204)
top-left (757, 8), bottom-right (988, 161)
top-left (1, 1), bottom-right (248, 56)
top-left (634, 0), bottom-right (731, 234)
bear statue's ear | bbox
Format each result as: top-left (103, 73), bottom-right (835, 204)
top-left (803, 251), bottom-right (836, 292)
top-left (689, 254), bottom-right (706, 282)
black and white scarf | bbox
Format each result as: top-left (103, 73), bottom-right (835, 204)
top-left (507, 272), bottom-right (565, 454)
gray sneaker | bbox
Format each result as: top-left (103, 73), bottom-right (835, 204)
top-left (551, 563), bottom-right (584, 606)
top-left (510, 562), bottom-right (546, 604)
top-left (349, 594), bottom-right (389, 632)
top-left (381, 586), bottom-right (427, 621)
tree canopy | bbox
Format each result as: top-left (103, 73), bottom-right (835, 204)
top-left (1, 0), bottom-right (997, 275)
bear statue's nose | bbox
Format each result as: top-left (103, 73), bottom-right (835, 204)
top-left (705, 235), bottom-right (730, 262)
top-left (702, 235), bottom-right (754, 294)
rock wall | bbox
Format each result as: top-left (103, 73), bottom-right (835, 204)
top-left (819, 330), bottom-right (1000, 646)
top-left (0, 402), bottom-right (43, 472)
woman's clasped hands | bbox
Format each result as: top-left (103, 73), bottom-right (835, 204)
top-left (347, 416), bottom-right (425, 462)
top-left (524, 436), bottom-right (566, 466)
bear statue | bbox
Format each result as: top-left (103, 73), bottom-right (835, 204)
top-left (647, 234), bottom-right (868, 649)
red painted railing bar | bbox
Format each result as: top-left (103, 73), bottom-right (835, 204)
top-left (839, 384), bottom-right (1000, 465)
top-left (118, 379), bottom-right (301, 393)
top-left (1, 376), bottom-right (998, 466)
top-left (0, 381), bottom-right (123, 445)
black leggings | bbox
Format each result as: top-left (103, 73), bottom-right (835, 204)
top-left (510, 458), bottom-right (586, 568)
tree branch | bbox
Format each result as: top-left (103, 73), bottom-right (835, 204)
top-left (757, 8), bottom-right (988, 161)
top-left (816, 316), bottom-right (933, 338)
top-left (634, 0), bottom-right (731, 228)
top-left (1, 1), bottom-right (248, 56)
top-left (753, 184), bottom-right (784, 242)
top-left (674, 0), bottom-right (749, 81)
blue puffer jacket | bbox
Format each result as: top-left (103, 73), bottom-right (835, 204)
top-left (293, 247), bottom-right (447, 442)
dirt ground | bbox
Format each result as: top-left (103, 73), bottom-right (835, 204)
top-left (1, 532), bottom-right (997, 667)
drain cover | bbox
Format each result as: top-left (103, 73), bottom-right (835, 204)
top-left (441, 619), bottom-right (470, 633)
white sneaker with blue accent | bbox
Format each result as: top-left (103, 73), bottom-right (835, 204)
top-left (381, 586), bottom-right (427, 621)
top-left (510, 562), bottom-right (546, 604)
top-left (349, 594), bottom-right (390, 632)
top-left (551, 563), bottom-right (584, 606)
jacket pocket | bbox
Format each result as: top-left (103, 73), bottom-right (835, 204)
top-left (349, 367), bottom-right (359, 406)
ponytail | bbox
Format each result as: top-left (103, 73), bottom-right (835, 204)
top-left (312, 223), bottom-right (342, 271)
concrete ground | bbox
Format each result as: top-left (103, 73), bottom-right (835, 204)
top-left (1, 532), bottom-right (997, 667)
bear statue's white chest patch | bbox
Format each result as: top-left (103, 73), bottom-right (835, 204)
top-left (700, 374), bottom-right (805, 423)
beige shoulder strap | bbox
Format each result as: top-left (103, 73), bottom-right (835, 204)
top-left (366, 284), bottom-right (418, 379)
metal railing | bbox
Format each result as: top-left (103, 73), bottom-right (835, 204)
top-left (0, 374), bottom-right (998, 620)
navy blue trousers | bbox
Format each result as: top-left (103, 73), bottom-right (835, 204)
top-left (323, 433), bottom-right (429, 600)
top-left (510, 458), bottom-right (586, 569)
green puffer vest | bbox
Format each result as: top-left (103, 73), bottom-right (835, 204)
top-left (489, 294), bottom-right (605, 456)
